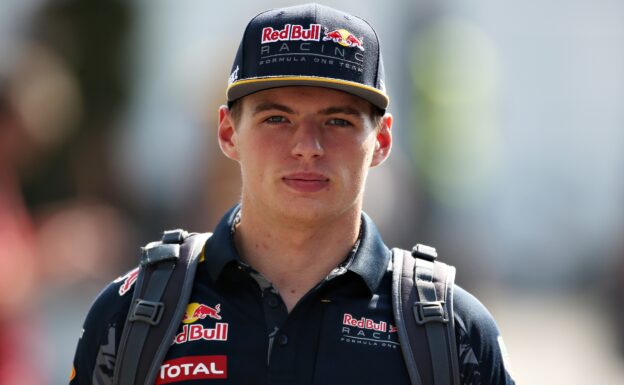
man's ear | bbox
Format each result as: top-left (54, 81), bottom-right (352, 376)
top-left (218, 105), bottom-right (240, 161)
top-left (370, 113), bottom-right (392, 167)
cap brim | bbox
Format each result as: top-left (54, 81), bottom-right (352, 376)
top-left (227, 76), bottom-right (389, 110)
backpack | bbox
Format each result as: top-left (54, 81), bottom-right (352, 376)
top-left (112, 230), bottom-right (460, 385)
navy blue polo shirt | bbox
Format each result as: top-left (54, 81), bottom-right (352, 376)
top-left (70, 206), bottom-right (515, 385)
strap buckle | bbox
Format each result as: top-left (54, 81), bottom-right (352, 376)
top-left (129, 299), bottom-right (165, 325)
top-left (141, 243), bottom-right (180, 265)
top-left (413, 301), bottom-right (448, 325)
top-left (411, 244), bottom-right (438, 261)
top-left (162, 229), bottom-right (188, 244)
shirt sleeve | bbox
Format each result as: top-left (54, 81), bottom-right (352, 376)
top-left (453, 285), bottom-right (516, 385)
top-left (69, 268), bottom-right (137, 385)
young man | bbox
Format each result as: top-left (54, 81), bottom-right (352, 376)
top-left (70, 4), bottom-right (515, 385)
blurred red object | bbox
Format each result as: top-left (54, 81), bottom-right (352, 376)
top-left (0, 86), bottom-right (43, 385)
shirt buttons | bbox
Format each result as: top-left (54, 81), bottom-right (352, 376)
top-left (277, 334), bottom-right (289, 346)
top-left (267, 296), bottom-right (279, 308)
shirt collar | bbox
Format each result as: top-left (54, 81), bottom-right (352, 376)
top-left (346, 211), bottom-right (391, 292)
top-left (203, 205), bottom-right (242, 283)
top-left (203, 204), bottom-right (391, 292)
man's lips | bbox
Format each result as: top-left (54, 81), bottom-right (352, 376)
top-left (282, 172), bottom-right (329, 192)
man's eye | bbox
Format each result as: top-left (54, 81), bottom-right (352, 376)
top-left (328, 118), bottom-right (351, 126)
top-left (265, 116), bottom-right (287, 123)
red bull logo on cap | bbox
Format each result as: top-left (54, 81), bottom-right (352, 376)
top-left (182, 302), bottom-right (222, 324)
top-left (323, 28), bottom-right (365, 51)
top-left (261, 24), bottom-right (322, 43)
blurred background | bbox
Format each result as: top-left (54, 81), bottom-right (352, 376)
top-left (0, 0), bottom-right (623, 384)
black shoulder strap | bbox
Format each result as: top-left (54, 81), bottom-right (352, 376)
top-left (113, 229), bottom-right (211, 385)
top-left (391, 245), bottom-right (460, 385)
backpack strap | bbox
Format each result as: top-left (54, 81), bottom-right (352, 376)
top-left (391, 245), bottom-right (460, 385)
top-left (113, 229), bottom-right (211, 385)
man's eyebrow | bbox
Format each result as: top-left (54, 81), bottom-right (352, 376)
top-left (318, 106), bottom-right (362, 116)
top-left (253, 102), bottom-right (295, 115)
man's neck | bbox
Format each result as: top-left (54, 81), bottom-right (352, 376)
top-left (233, 204), bottom-right (361, 312)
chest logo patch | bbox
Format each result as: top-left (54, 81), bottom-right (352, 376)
top-left (174, 323), bottom-right (229, 344)
top-left (175, 302), bottom-right (229, 344)
top-left (156, 355), bottom-right (227, 384)
top-left (340, 313), bottom-right (399, 349)
top-left (183, 303), bottom-right (222, 324)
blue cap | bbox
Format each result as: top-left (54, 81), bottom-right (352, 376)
top-left (226, 3), bottom-right (388, 109)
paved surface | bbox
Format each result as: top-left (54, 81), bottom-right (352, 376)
top-left (486, 291), bottom-right (624, 385)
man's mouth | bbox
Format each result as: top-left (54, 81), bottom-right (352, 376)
top-left (282, 172), bottom-right (330, 193)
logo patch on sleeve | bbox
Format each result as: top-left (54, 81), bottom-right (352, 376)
top-left (115, 267), bottom-right (139, 296)
top-left (156, 356), bottom-right (227, 384)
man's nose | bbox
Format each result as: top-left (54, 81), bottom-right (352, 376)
top-left (291, 123), bottom-right (324, 159)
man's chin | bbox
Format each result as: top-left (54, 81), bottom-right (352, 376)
top-left (274, 201), bottom-right (337, 224)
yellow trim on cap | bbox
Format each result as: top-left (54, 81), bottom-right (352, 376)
top-left (226, 76), bottom-right (388, 99)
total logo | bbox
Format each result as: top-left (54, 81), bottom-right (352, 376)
top-left (156, 355), bottom-right (227, 384)
top-left (323, 28), bottom-right (365, 51)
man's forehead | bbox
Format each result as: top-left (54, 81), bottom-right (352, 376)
top-left (241, 86), bottom-right (373, 114)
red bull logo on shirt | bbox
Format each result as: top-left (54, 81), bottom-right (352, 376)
top-left (182, 302), bottom-right (222, 324)
top-left (341, 313), bottom-right (399, 349)
top-left (343, 313), bottom-right (387, 332)
top-left (174, 323), bottom-right (229, 344)
top-left (323, 28), bottom-right (365, 51)
top-left (176, 303), bottom-right (229, 344)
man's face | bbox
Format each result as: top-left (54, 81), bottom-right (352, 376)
top-left (218, 86), bottom-right (392, 224)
